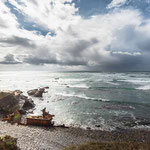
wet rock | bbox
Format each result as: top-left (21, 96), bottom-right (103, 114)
top-left (56, 124), bottom-right (69, 128)
top-left (19, 109), bottom-right (26, 115)
top-left (23, 99), bottom-right (35, 110)
top-left (95, 125), bottom-right (101, 128)
top-left (27, 88), bottom-right (46, 97)
top-left (27, 89), bottom-right (38, 96)
top-left (34, 88), bottom-right (45, 97)
top-left (44, 86), bottom-right (49, 89)
top-left (86, 127), bottom-right (91, 130)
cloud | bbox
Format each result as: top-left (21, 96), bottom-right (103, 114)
top-left (0, 54), bottom-right (21, 64)
top-left (7, 0), bottom-right (80, 31)
top-left (0, 1), bottom-right (150, 71)
top-left (0, 36), bottom-right (36, 48)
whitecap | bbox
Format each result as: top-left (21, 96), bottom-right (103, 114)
top-left (56, 92), bottom-right (109, 102)
top-left (137, 85), bottom-right (150, 90)
top-left (66, 84), bottom-right (90, 89)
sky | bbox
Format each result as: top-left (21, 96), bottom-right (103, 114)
top-left (0, 0), bottom-right (150, 71)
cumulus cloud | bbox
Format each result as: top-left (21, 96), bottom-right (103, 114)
top-left (8, 0), bottom-right (80, 31)
top-left (0, 0), bottom-right (150, 71)
top-left (0, 54), bottom-right (21, 64)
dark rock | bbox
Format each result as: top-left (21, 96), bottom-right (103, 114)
top-left (0, 91), bottom-right (35, 115)
top-left (86, 127), bottom-right (91, 130)
top-left (27, 88), bottom-right (46, 97)
top-left (23, 99), bottom-right (35, 110)
top-left (0, 92), bottom-right (19, 114)
top-left (34, 88), bottom-right (45, 97)
top-left (20, 95), bottom-right (28, 100)
top-left (95, 125), bottom-right (101, 128)
top-left (27, 89), bottom-right (38, 96)
top-left (56, 124), bottom-right (69, 128)
top-left (44, 86), bottom-right (49, 89)
top-left (19, 109), bottom-right (26, 115)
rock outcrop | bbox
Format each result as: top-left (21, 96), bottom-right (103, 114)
top-left (27, 87), bottom-right (47, 97)
top-left (0, 91), bottom-right (19, 114)
top-left (0, 90), bottom-right (35, 115)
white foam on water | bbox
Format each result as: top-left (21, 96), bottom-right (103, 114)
top-left (56, 92), bottom-right (109, 102)
top-left (137, 85), bottom-right (150, 90)
top-left (133, 125), bottom-right (150, 130)
top-left (66, 84), bottom-right (90, 89)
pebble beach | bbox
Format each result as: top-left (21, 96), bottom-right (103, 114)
top-left (0, 121), bottom-right (150, 150)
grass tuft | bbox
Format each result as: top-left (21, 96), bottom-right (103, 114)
top-left (64, 141), bottom-right (150, 150)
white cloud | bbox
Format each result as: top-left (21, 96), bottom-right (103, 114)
top-left (0, 1), bottom-right (150, 71)
top-left (8, 0), bottom-right (80, 31)
top-left (107, 0), bottom-right (128, 9)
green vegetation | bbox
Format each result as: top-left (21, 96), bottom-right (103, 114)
top-left (13, 111), bottom-right (21, 122)
top-left (0, 135), bottom-right (18, 150)
top-left (64, 142), bottom-right (150, 150)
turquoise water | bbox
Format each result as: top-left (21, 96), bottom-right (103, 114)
top-left (0, 71), bottom-right (150, 130)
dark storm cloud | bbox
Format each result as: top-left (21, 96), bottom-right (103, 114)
top-left (65, 38), bottom-right (99, 57)
top-left (2, 0), bottom-right (150, 71)
top-left (22, 38), bottom-right (97, 66)
top-left (0, 36), bottom-right (36, 48)
top-left (107, 53), bottom-right (143, 71)
top-left (0, 54), bottom-right (21, 64)
top-left (24, 56), bottom-right (58, 65)
top-left (23, 55), bottom-right (87, 66)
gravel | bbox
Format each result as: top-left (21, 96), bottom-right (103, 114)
top-left (0, 121), bottom-right (150, 150)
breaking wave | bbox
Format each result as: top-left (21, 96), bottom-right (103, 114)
top-left (56, 92), bottom-right (109, 102)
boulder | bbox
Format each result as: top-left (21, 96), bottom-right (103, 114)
top-left (23, 99), bottom-right (35, 110)
top-left (34, 88), bottom-right (45, 97)
top-left (27, 88), bottom-right (46, 97)
top-left (0, 91), bottom-right (19, 114)
top-left (27, 89), bottom-right (38, 96)
top-left (0, 91), bottom-right (35, 115)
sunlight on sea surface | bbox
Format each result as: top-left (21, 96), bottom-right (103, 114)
top-left (1, 71), bottom-right (150, 131)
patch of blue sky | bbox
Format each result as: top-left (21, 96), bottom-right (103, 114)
top-left (73, 0), bottom-right (149, 19)
top-left (5, 1), bottom-right (55, 36)
top-left (73, 0), bottom-right (111, 18)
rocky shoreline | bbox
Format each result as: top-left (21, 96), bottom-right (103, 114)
top-left (1, 89), bottom-right (150, 149)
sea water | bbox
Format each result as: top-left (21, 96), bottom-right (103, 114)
top-left (0, 71), bottom-right (150, 131)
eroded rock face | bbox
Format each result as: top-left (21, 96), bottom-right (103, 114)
top-left (0, 91), bottom-right (35, 115)
top-left (0, 92), bottom-right (19, 114)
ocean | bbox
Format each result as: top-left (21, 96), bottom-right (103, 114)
top-left (0, 71), bottom-right (150, 131)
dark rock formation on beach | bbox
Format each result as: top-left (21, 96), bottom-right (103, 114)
top-left (27, 87), bottom-right (48, 97)
top-left (0, 90), bottom-right (35, 115)
top-left (22, 99), bottom-right (35, 110)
